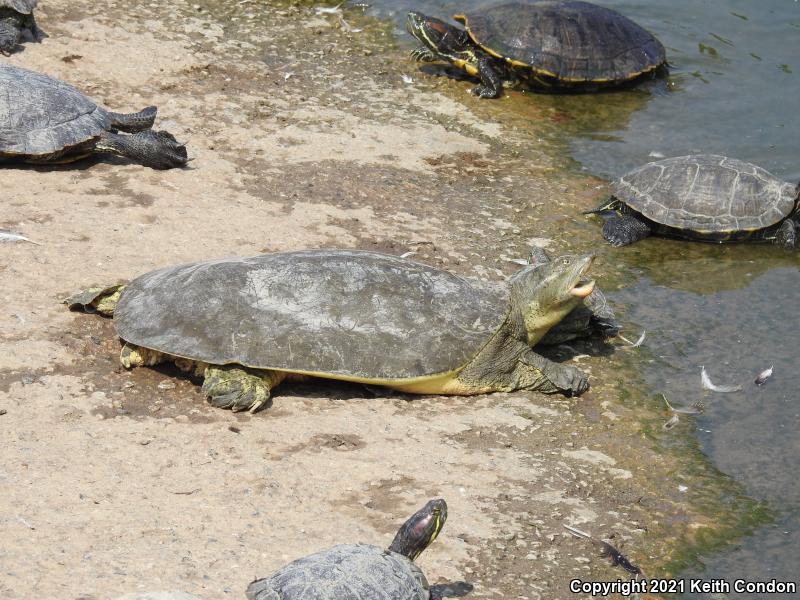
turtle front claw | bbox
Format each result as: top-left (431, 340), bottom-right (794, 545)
top-left (410, 47), bottom-right (436, 62)
top-left (547, 364), bottom-right (590, 397)
top-left (202, 365), bottom-right (273, 413)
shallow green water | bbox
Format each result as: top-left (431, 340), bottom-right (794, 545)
top-left (360, 0), bottom-right (800, 594)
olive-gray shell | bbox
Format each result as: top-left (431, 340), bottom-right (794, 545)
top-left (113, 250), bottom-right (509, 380)
top-left (0, 64), bottom-right (113, 156)
top-left (612, 155), bottom-right (798, 233)
top-left (462, 1), bottom-right (665, 81)
top-left (245, 544), bottom-right (428, 600)
top-left (0, 0), bottom-right (37, 14)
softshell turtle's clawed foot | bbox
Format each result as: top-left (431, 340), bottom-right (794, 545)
top-left (120, 343), bottom-right (166, 368)
top-left (602, 215), bottom-right (651, 246)
top-left (65, 284), bottom-right (126, 316)
top-left (774, 219), bottom-right (797, 249)
top-left (96, 130), bottom-right (188, 170)
top-left (202, 365), bottom-right (278, 413)
top-left (544, 363), bottom-right (589, 397)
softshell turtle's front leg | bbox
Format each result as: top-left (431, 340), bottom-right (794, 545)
top-left (454, 338), bottom-right (589, 397)
top-left (201, 365), bottom-right (286, 413)
top-left (512, 349), bottom-right (589, 396)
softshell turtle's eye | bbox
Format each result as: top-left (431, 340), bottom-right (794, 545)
top-left (561, 257), bottom-right (572, 266)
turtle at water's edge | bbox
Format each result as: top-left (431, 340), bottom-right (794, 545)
top-left (0, 64), bottom-right (188, 169)
top-left (585, 155), bottom-right (800, 247)
top-left (0, 0), bottom-right (42, 54)
top-left (246, 499), bottom-right (450, 600)
top-left (406, 1), bottom-right (666, 98)
top-left (67, 249), bottom-right (598, 412)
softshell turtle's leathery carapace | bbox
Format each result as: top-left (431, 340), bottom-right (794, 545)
top-left (586, 154), bottom-right (800, 247)
top-left (67, 249), bottom-right (598, 412)
top-left (0, 64), bottom-right (188, 169)
top-left (246, 499), bottom-right (447, 600)
top-left (406, 1), bottom-right (666, 98)
top-left (0, 0), bottom-right (42, 54)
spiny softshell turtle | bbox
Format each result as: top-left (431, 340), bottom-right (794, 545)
top-left (585, 154), bottom-right (799, 247)
top-left (0, 64), bottom-right (188, 169)
top-left (406, 1), bottom-right (666, 98)
top-left (246, 499), bottom-right (447, 600)
top-left (67, 249), bottom-right (598, 412)
top-left (0, 0), bottom-right (42, 54)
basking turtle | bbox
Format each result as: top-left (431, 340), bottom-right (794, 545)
top-left (586, 155), bottom-right (800, 247)
top-left (0, 64), bottom-right (188, 169)
top-left (406, 1), bottom-right (666, 98)
top-left (529, 247), bottom-right (620, 343)
top-left (0, 0), bottom-right (42, 54)
top-left (67, 249), bottom-right (597, 412)
top-left (246, 498), bottom-right (448, 600)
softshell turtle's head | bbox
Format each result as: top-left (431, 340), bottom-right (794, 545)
top-left (406, 11), bottom-right (472, 59)
top-left (387, 498), bottom-right (448, 561)
top-left (510, 254), bottom-right (595, 346)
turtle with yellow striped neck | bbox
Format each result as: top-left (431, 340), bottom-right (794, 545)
top-left (406, 1), bottom-right (666, 98)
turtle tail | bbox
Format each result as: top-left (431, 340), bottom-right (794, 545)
top-left (108, 106), bottom-right (157, 133)
top-left (65, 284), bottom-right (126, 317)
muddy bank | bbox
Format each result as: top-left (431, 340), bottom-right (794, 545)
top-left (0, 1), bottom-right (764, 598)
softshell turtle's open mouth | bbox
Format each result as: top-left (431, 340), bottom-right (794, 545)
top-left (570, 279), bottom-right (595, 298)
top-left (569, 255), bottom-right (595, 298)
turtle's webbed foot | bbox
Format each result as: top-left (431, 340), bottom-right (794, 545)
top-left (202, 365), bottom-right (272, 413)
top-left (545, 363), bottom-right (590, 397)
top-left (774, 219), bottom-right (796, 249)
top-left (469, 84), bottom-right (500, 99)
top-left (96, 130), bottom-right (188, 170)
top-left (410, 47), bottom-right (436, 62)
top-left (602, 215), bottom-right (651, 247)
top-left (120, 343), bottom-right (166, 369)
top-left (0, 19), bottom-right (21, 54)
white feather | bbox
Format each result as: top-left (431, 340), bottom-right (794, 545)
top-left (701, 366), bottom-right (742, 393)
top-left (619, 329), bottom-right (646, 348)
top-left (314, 2), bottom-right (343, 14)
top-left (0, 229), bottom-right (40, 245)
top-left (755, 365), bottom-right (773, 385)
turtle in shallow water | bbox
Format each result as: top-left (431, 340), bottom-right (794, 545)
top-left (0, 0), bottom-right (42, 54)
top-left (0, 64), bottom-right (188, 169)
top-left (406, 1), bottom-right (666, 98)
top-left (585, 154), bottom-right (800, 247)
top-left (246, 499), bottom-right (449, 600)
top-left (67, 249), bottom-right (598, 412)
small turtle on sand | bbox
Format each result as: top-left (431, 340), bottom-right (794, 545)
top-left (0, 64), bottom-right (188, 169)
top-left (67, 249), bottom-right (599, 412)
top-left (0, 0), bottom-right (43, 54)
top-left (246, 499), bottom-right (450, 600)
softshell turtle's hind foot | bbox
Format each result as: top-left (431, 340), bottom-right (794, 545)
top-left (202, 365), bottom-right (285, 413)
top-left (65, 284), bottom-right (126, 316)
